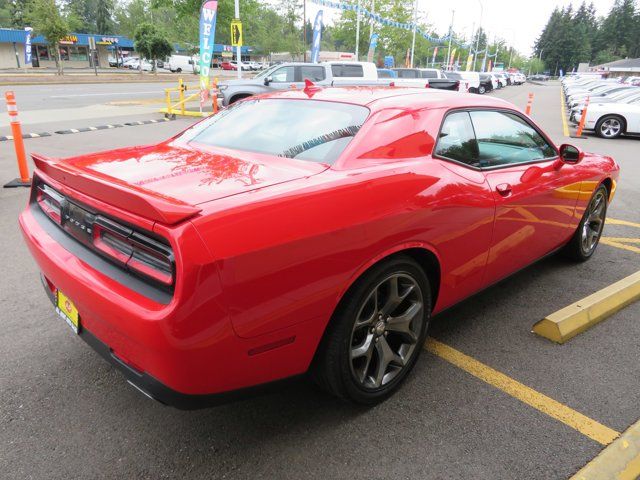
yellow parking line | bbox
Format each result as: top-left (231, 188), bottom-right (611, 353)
top-left (560, 88), bottom-right (570, 137)
top-left (600, 238), bottom-right (640, 254)
top-left (608, 218), bottom-right (640, 229)
top-left (425, 338), bottom-right (620, 445)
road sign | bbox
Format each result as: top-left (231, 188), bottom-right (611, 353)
top-left (88, 36), bottom-right (96, 50)
top-left (231, 19), bottom-right (243, 47)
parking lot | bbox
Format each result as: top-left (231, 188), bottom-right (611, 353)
top-left (1, 80), bottom-right (638, 479)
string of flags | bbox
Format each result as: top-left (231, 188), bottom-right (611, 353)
top-left (309, 0), bottom-right (473, 49)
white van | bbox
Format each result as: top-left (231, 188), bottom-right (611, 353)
top-left (166, 55), bottom-right (197, 73)
top-left (445, 71), bottom-right (481, 93)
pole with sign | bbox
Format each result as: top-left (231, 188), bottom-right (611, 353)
top-left (88, 36), bottom-right (97, 76)
top-left (233, 0), bottom-right (241, 79)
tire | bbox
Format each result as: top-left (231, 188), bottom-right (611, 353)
top-left (563, 184), bottom-right (608, 262)
top-left (312, 255), bottom-right (431, 404)
top-left (595, 115), bottom-right (625, 139)
top-left (176, 68), bottom-right (182, 73)
top-left (479, 85), bottom-right (486, 94)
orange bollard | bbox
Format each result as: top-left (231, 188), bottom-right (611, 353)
top-left (4, 91), bottom-right (31, 188)
top-left (525, 93), bottom-right (534, 116)
top-left (572, 96), bottom-right (590, 139)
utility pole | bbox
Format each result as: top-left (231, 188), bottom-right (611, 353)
top-left (234, 0), bottom-right (241, 78)
top-left (355, 0), bottom-right (361, 59)
top-left (410, 0), bottom-right (418, 68)
top-left (446, 10), bottom-right (454, 71)
top-left (303, 0), bottom-right (307, 62)
top-left (473, 0), bottom-right (483, 71)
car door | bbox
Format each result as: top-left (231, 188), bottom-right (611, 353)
top-left (468, 109), bottom-right (583, 285)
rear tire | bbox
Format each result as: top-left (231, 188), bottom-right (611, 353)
top-left (312, 255), bottom-right (431, 404)
top-left (479, 85), bottom-right (486, 94)
top-left (563, 185), bottom-right (608, 262)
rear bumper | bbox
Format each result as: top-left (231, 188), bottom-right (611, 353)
top-left (38, 273), bottom-right (301, 409)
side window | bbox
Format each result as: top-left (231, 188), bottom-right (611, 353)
top-left (299, 66), bottom-right (326, 81)
top-left (331, 64), bottom-right (364, 77)
top-left (396, 69), bottom-right (418, 78)
top-left (434, 112), bottom-right (480, 167)
top-left (469, 111), bottom-right (556, 167)
top-left (271, 66), bottom-right (295, 83)
top-left (420, 70), bottom-right (438, 79)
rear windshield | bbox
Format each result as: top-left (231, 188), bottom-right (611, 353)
top-left (445, 72), bottom-right (461, 80)
top-left (395, 69), bottom-right (419, 79)
top-left (179, 99), bottom-right (369, 165)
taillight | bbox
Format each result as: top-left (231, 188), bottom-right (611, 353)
top-left (92, 219), bottom-right (174, 287)
top-left (37, 184), bottom-right (63, 223)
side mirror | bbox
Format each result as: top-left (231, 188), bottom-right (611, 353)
top-left (264, 76), bottom-right (272, 86)
top-left (558, 143), bottom-right (584, 165)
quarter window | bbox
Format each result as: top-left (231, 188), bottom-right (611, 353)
top-left (331, 64), bottom-right (364, 77)
top-left (434, 112), bottom-right (480, 167)
top-left (469, 111), bottom-right (556, 167)
top-left (299, 66), bottom-right (325, 81)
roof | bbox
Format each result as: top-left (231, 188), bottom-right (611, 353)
top-left (593, 58), bottom-right (640, 69)
top-left (259, 86), bottom-right (513, 112)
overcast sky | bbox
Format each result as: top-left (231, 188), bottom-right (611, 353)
top-left (303, 0), bottom-right (617, 56)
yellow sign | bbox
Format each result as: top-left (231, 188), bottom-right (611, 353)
top-left (231, 20), bottom-right (243, 47)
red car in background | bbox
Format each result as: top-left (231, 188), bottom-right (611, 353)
top-left (20, 87), bottom-right (619, 408)
top-left (220, 61), bottom-right (236, 70)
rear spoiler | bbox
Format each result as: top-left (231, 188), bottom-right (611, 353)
top-left (32, 153), bottom-right (202, 225)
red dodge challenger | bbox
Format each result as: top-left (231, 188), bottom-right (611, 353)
top-left (20, 87), bottom-right (619, 408)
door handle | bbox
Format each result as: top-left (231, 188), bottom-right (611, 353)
top-left (496, 183), bottom-right (513, 196)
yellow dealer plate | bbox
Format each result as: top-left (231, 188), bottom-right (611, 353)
top-left (56, 290), bottom-right (80, 334)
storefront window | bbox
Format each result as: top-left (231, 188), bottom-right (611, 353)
top-left (35, 45), bottom-right (50, 61)
top-left (70, 46), bottom-right (88, 61)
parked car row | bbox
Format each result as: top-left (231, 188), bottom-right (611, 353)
top-left (562, 74), bottom-right (640, 139)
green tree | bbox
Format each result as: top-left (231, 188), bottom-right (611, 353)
top-left (26, 0), bottom-right (69, 75)
top-left (134, 22), bottom-right (172, 73)
top-left (96, 0), bottom-right (113, 33)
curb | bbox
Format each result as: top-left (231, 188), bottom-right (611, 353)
top-left (532, 270), bottom-right (640, 344)
top-left (1, 118), bottom-right (174, 141)
top-left (0, 132), bottom-right (51, 141)
top-left (570, 418), bottom-right (640, 480)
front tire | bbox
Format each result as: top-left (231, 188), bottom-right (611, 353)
top-left (479, 85), bottom-right (486, 94)
top-left (563, 185), bottom-right (608, 261)
top-left (312, 256), bottom-right (431, 404)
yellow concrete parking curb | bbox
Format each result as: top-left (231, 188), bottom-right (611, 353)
top-left (571, 418), bottom-right (640, 480)
top-left (532, 271), bottom-right (640, 344)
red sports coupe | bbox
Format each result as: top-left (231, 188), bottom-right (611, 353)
top-left (20, 87), bottom-right (619, 408)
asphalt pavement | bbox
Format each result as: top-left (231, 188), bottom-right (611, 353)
top-left (0, 81), bottom-right (638, 480)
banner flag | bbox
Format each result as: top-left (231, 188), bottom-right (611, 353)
top-left (311, 10), bottom-right (323, 63)
top-left (366, 33), bottom-right (378, 63)
top-left (199, 0), bottom-right (218, 91)
top-left (431, 47), bottom-right (438, 65)
top-left (466, 54), bottom-right (473, 71)
top-left (24, 27), bottom-right (33, 65)
top-left (448, 48), bottom-right (457, 69)
top-left (488, 59), bottom-right (492, 72)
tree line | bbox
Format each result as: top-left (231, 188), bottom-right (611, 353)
top-left (1, 0), bottom-right (538, 72)
top-left (534, 0), bottom-right (640, 75)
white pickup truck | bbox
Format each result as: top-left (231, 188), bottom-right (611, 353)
top-left (217, 62), bottom-right (460, 106)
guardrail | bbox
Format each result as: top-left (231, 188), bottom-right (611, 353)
top-left (159, 78), bottom-right (220, 118)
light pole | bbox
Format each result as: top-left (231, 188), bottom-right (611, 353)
top-left (303, 0), bottom-right (307, 61)
top-left (410, 0), bottom-right (418, 68)
top-left (473, 0), bottom-right (483, 71)
top-left (445, 10), bottom-right (454, 71)
top-left (355, 0), bottom-right (361, 59)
